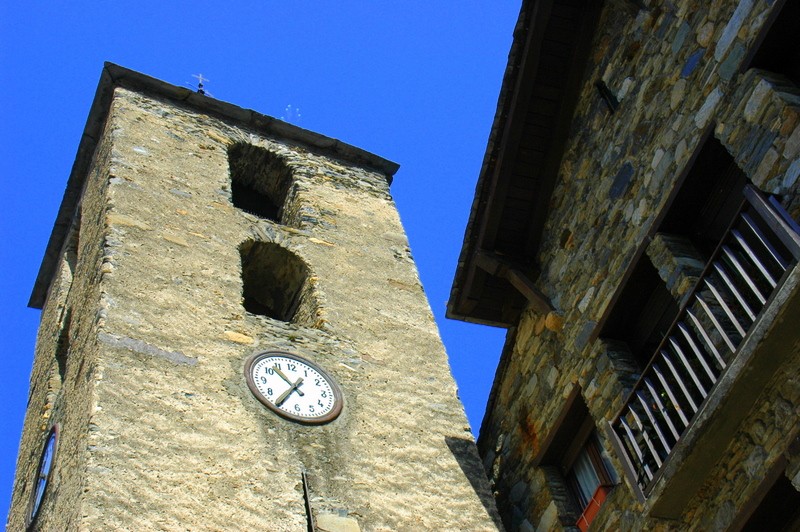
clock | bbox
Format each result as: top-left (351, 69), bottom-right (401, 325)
top-left (244, 351), bottom-right (343, 424)
top-left (27, 424), bottom-right (59, 528)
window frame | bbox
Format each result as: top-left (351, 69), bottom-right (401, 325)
top-left (536, 385), bottom-right (617, 528)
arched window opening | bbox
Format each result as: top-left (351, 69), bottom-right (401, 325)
top-left (228, 143), bottom-right (293, 222)
top-left (239, 241), bottom-right (316, 324)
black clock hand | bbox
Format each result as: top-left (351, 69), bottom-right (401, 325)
top-left (273, 365), bottom-right (304, 396)
top-left (275, 377), bottom-right (304, 407)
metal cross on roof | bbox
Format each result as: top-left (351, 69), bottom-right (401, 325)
top-left (191, 73), bottom-right (210, 95)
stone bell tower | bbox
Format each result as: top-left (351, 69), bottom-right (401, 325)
top-left (8, 63), bottom-right (500, 531)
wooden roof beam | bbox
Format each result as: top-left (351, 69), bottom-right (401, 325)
top-left (474, 250), bottom-right (553, 314)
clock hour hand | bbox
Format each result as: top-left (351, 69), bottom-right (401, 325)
top-left (275, 377), bottom-right (304, 407)
top-left (272, 365), bottom-right (304, 396)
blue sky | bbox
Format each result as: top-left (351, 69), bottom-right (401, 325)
top-left (0, 2), bottom-right (518, 517)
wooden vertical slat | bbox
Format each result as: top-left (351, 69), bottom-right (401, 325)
top-left (721, 245), bottom-right (767, 304)
top-left (652, 363), bottom-right (690, 427)
top-left (644, 377), bottom-right (681, 440)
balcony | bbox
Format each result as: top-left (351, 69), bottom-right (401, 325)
top-left (608, 185), bottom-right (800, 515)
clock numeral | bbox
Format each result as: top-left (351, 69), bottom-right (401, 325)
top-left (260, 376), bottom-right (267, 384)
top-left (304, 370), bottom-right (308, 377)
top-left (287, 363), bottom-right (297, 372)
top-left (315, 379), bottom-right (321, 386)
top-left (266, 368), bottom-right (274, 376)
top-left (309, 406), bottom-right (315, 413)
top-left (318, 400), bottom-right (324, 407)
top-left (294, 404), bottom-right (301, 412)
top-left (321, 391), bottom-right (327, 398)
top-left (267, 388), bottom-right (273, 396)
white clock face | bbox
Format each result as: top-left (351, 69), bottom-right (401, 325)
top-left (27, 425), bottom-right (58, 528)
top-left (245, 352), bottom-right (343, 424)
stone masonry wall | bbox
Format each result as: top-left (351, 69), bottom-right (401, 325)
top-left (8, 106), bottom-right (115, 531)
top-left (683, 326), bottom-right (800, 530)
top-left (11, 86), bottom-right (501, 531)
top-left (478, 0), bottom-right (800, 530)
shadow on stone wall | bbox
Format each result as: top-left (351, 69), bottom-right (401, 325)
top-left (446, 436), bottom-right (505, 529)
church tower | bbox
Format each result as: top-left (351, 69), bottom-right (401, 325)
top-left (8, 63), bottom-right (500, 531)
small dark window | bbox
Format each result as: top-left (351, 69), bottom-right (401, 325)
top-left (570, 433), bottom-right (616, 532)
top-left (601, 137), bottom-right (748, 369)
top-left (748, 0), bottom-right (800, 87)
top-left (228, 143), bottom-right (293, 222)
top-left (601, 259), bottom-right (679, 368)
top-left (742, 473), bottom-right (800, 531)
top-left (239, 241), bottom-right (314, 323)
top-left (660, 138), bottom-right (747, 257)
top-left (538, 388), bottom-right (617, 530)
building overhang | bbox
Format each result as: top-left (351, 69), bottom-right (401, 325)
top-left (29, 63), bottom-right (399, 310)
top-left (447, 0), bottom-right (603, 327)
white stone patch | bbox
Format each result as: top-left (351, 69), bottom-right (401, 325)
top-left (695, 88), bottom-right (723, 129)
top-left (784, 125), bottom-right (800, 160)
top-left (651, 148), bottom-right (665, 170)
top-left (670, 79), bottom-right (686, 111)
top-left (715, 0), bottom-right (754, 61)
top-left (632, 198), bottom-right (648, 226)
top-left (675, 139), bottom-right (688, 163)
top-left (578, 286), bottom-right (595, 313)
top-left (744, 78), bottom-right (771, 122)
top-left (547, 366), bottom-right (559, 389)
top-left (618, 77), bottom-right (635, 100)
top-left (132, 146), bottom-right (149, 155)
top-left (623, 200), bottom-right (635, 222)
top-left (753, 147), bottom-right (779, 187)
top-left (584, 378), bottom-right (599, 401)
top-left (535, 502), bottom-right (559, 532)
top-left (783, 158), bottom-right (800, 191)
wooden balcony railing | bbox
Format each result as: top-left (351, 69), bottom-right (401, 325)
top-left (610, 185), bottom-right (800, 495)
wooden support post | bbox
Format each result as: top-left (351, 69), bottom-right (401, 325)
top-left (474, 250), bottom-right (553, 314)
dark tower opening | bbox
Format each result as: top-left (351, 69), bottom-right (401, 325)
top-left (228, 143), bottom-right (293, 222)
top-left (239, 241), bottom-right (315, 323)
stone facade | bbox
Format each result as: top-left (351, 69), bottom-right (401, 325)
top-left (9, 65), bottom-right (501, 530)
top-left (456, 0), bottom-right (800, 530)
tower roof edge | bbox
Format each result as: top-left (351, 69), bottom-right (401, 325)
top-left (28, 62), bottom-right (399, 309)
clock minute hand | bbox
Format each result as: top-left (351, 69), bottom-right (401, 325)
top-left (273, 365), bottom-right (304, 396)
top-left (275, 377), bottom-right (304, 407)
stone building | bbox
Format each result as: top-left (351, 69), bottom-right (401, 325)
top-left (448, 0), bottom-right (800, 530)
top-left (8, 64), bottom-right (501, 530)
